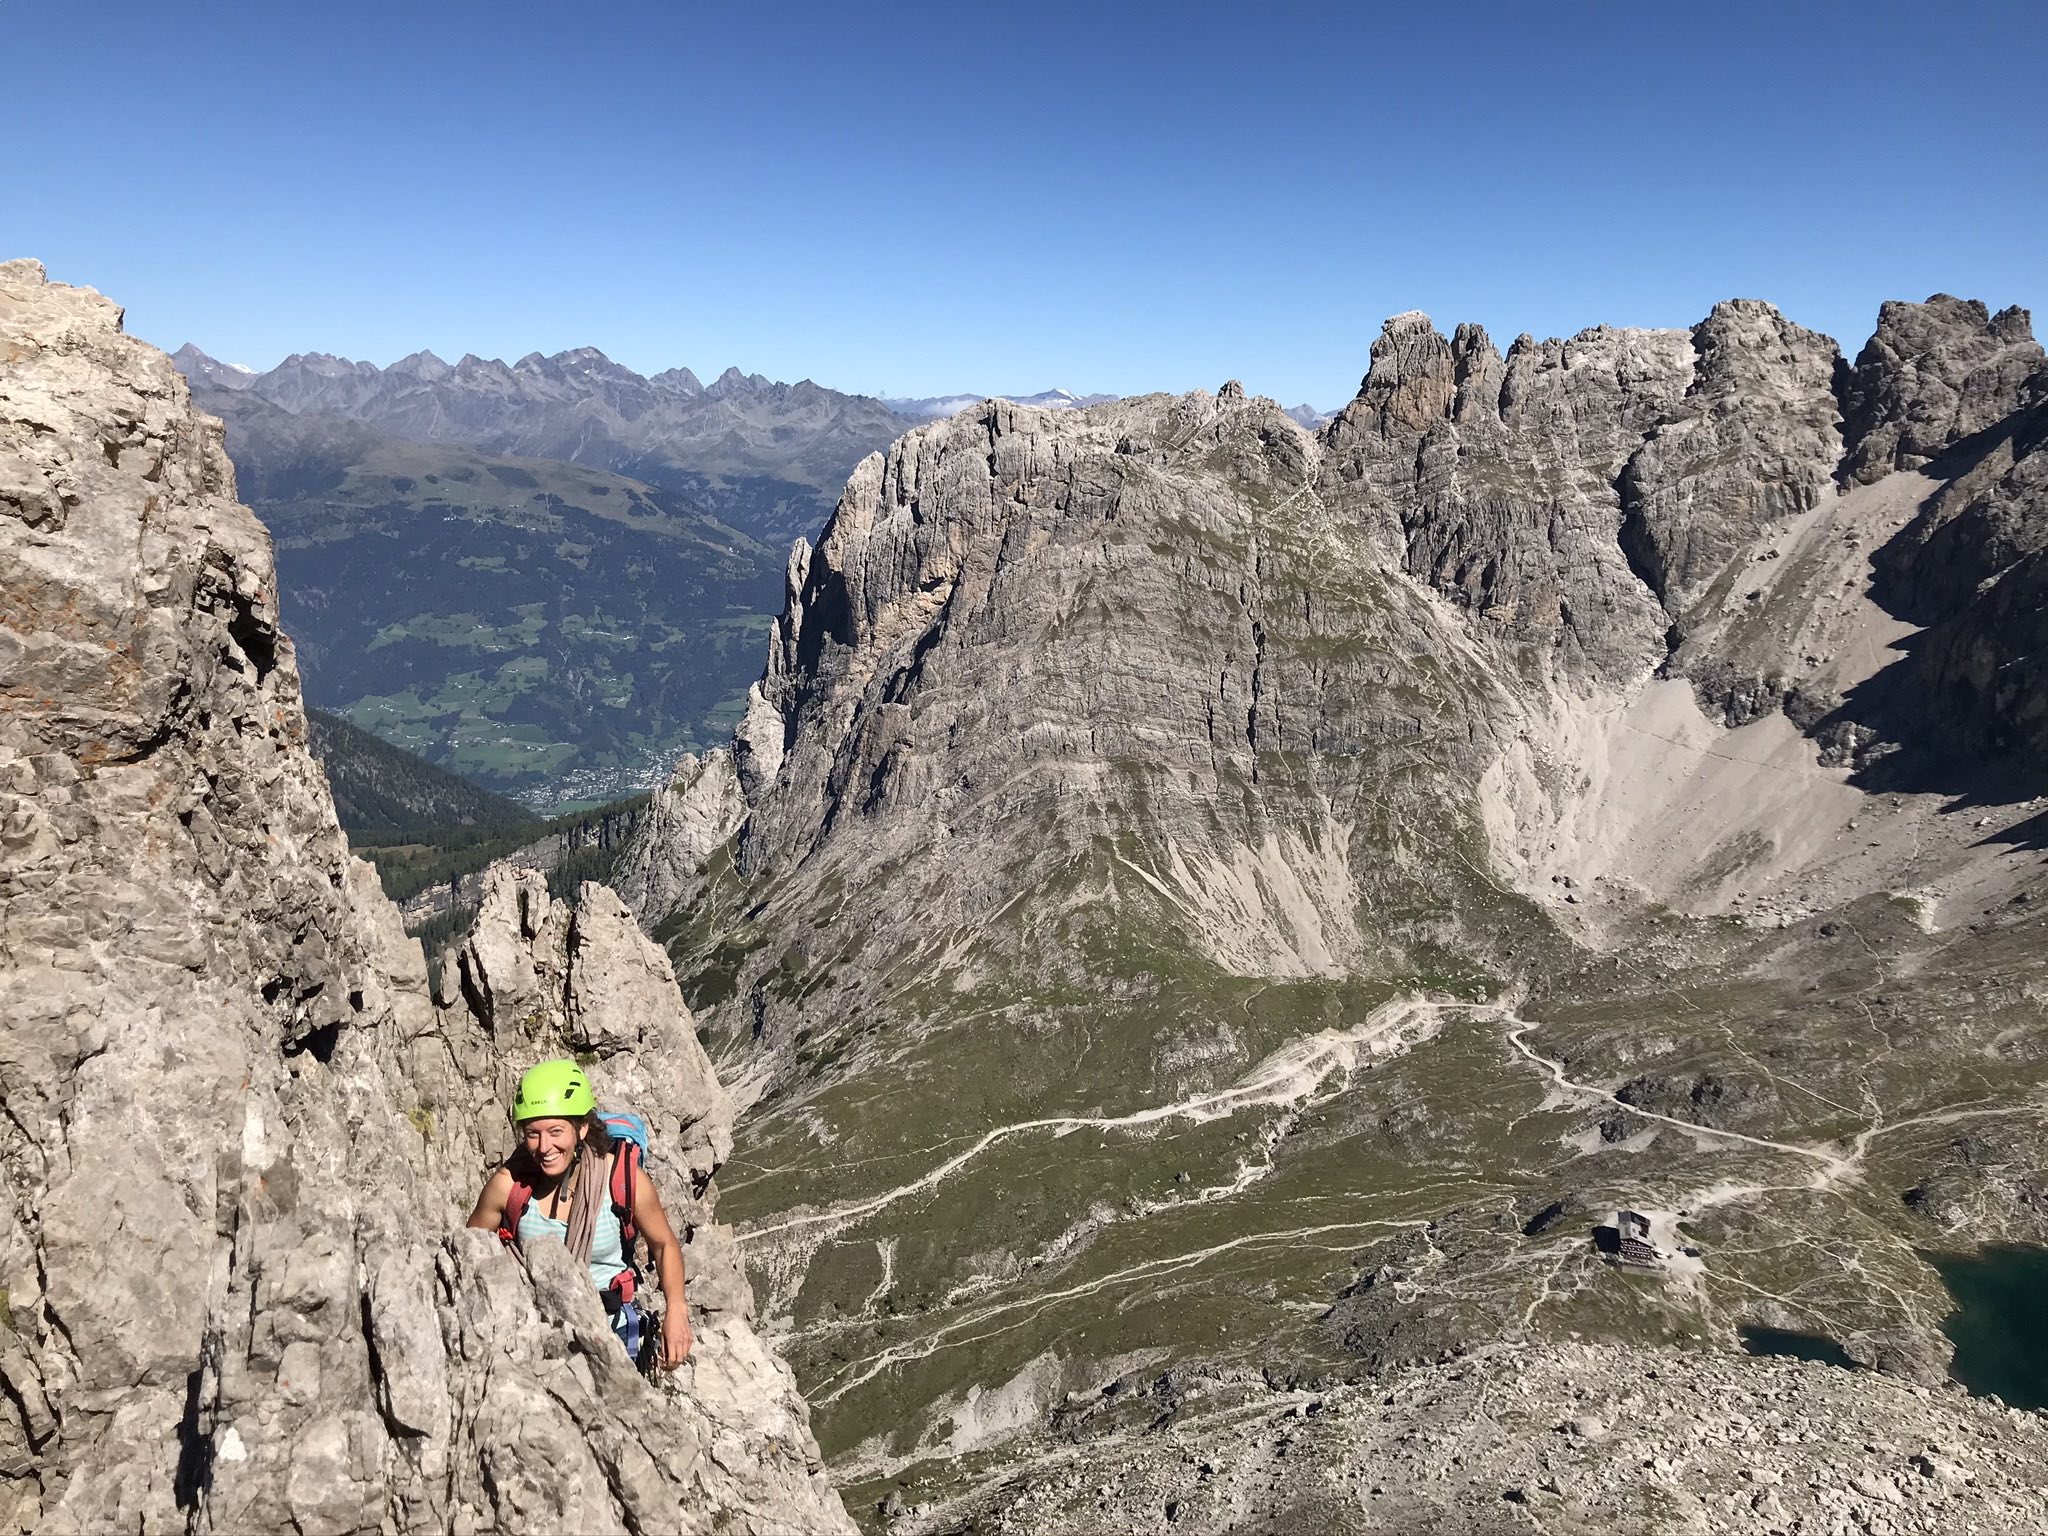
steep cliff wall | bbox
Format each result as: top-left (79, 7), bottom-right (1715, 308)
top-left (0, 260), bottom-right (850, 1534)
top-left (625, 294), bottom-right (2048, 951)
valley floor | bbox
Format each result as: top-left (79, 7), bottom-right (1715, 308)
top-left (719, 923), bottom-right (2048, 1520)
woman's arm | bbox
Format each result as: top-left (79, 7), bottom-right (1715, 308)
top-left (466, 1166), bottom-right (514, 1231)
top-left (632, 1170), bottom-right (692, 1367)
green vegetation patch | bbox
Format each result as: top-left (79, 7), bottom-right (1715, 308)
top-left (260, 439), bottom-right (785, 804)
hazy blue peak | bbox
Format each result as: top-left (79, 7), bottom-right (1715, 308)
top-left (388, 349), bottom-right (451, 380)
top-left (651, 366), bottom-right (704, 394)
top-left (551, 345), bottom-right (628, 373)
top-left (706, 365), bottom-right (773, 398)
top-left (278, 350), bottom-right (365, 372)
top-left (454, 353), bottom-right (517, 382)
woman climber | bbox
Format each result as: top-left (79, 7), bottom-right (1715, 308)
top-left (466, 1059), bottom-right (693, 1369)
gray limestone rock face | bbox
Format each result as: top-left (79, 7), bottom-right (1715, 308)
top-left (611, 746), bottom-right (747, 926)
top-left (1321, 311), bottom-right (1693, 685)
top-left (1830, 395), bottom-right (2048, 762)
top-left (1838, 294), bottom-right (2044, 485)
top-left (1876, 396), bottom-right (2048, 620)
top-left (1618, 299), bottom-right (1843, 612)
top-left (1318, 304), bottom-right (1854, 696)
top-left (0, 260), bottom-right (849, 1534)
top-left (1898, 540), bottom-right (2048, 761)
top-left (710, 387), bottom-right (1508, 997)
top-left (621, 295), bottom-right (2048, 975)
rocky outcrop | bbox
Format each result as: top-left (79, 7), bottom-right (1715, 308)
top-left (610, 747), bottom-right (747, 929)
top-left (1897, 540), bottom-right (2048, 761)
top-left (438, 868), bottom-right (736, 1220)
top-left (891, 1342), bottom-right (2048, 1535)
top-left (688, 386), bottom-right (1511, 989)
top-left (1, 260), bottom-right (849, 1533)
top-left (1810, 385), bottom-right (2048, 770)
top-left (1850, 392), bottom-right (2048, 761)
top-left (1838, 295), bottom-right (2044, 485)
top-left (1874, 395), bottom-right (2048, 615)
top-left (1616, 300), bottom-right (1842, 612)
top-left (1322, 314), bottom-right (1682, 685)
top-left (1320, 305), bottom-right (1846, 688)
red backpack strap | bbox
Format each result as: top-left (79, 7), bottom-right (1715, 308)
top-left (500, 1177), bottom-right (533, 1247)
top-left (609, 1142), bottom-right (640, 1247)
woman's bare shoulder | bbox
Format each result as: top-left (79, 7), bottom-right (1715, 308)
top-left (466, 1163), bottom-right (518, 1229)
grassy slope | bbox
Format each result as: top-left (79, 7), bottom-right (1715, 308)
top-left (713, 862), bottom-right (2048, 1518)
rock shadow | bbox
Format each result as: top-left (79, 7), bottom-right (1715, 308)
top-left (1804, 416), bottom-right (2048, 808)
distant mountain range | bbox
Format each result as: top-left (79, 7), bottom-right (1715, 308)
top-left (175, 347), bottom-right (800, 806)
top-left (174, 343), bottom-right (903, 542)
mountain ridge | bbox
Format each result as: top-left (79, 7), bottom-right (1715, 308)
top-left (306, 705), bottom-right (535, 835)
top-left (173, 340), bottom-right (904, 541)
top-left (881, 387), bottom-right (1335, 430)
top-left (608, 288), bottom-right (2048, 1522)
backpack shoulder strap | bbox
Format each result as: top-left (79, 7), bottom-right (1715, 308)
top-left (500, 1175), bottom-right (533, 1247)
top-left (610, 1142), bottom-right (641, 1247)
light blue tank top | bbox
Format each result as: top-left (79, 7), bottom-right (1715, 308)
top-left (518, 1198), bottom-right (630, 1295)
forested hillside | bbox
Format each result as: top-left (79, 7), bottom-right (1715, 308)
top-left (306, 707), bottom-right (535, 835)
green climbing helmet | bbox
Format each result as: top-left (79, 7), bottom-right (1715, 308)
top-left (513, 1059), bottom-right (595, 1122)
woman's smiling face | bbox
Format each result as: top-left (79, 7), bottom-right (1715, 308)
top-left (522, 1116), bottom-right (584, 1178)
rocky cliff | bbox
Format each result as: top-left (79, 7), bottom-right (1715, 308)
top-left (1838, 295), bottom-right (2043, 486)
top-left (0, 260), bottom-right (851, 1533)
top-left (614, 290), bottom-right (2048, 1520)
top-left (626, 293), bottom-right (2048, 962)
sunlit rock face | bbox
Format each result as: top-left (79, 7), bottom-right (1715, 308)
top-left (1837, 294), bottom-right (2043, 486)
top-left (0, 259), bottom-right (851, 1535)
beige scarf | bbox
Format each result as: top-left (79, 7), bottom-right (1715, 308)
top-left (560, 1143), bottom-right (608, 1268)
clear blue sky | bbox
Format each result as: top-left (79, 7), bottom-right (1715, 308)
top-left (6, 1), bottom-right (2043, 408)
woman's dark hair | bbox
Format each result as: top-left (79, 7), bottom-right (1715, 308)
top-left (507, 1110), bottom-right (614, 1179)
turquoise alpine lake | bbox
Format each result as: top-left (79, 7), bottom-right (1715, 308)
top-left (1926, 1246), bottom-right (2048, 1411)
